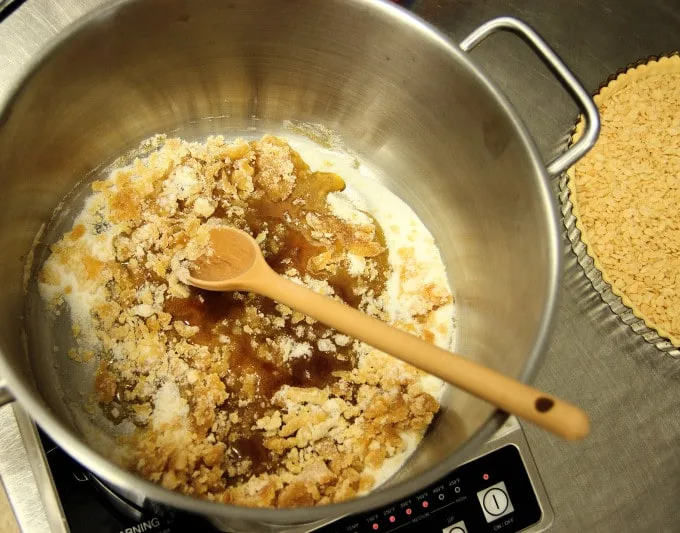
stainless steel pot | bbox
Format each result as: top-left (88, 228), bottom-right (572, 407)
top-left (0, 1), bottom-right (598, 531)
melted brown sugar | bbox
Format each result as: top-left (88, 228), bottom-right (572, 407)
top-left (40, 134), bottom-right (449, 507)
top-left (96, 135), bottom-right (389, 483)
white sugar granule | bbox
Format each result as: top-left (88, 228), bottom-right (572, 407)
top-left (317, 338), bottom-right (337, 353)
top-left (327, 193), bottom-right (372, 225)
top-left (346, 253), bottom-right (366, 276)
top-left (279, 336), bottom-right (313, 362)
top-left (152, 380), bottom-right (189, 429)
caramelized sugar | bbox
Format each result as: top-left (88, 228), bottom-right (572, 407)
top-left (230, 434), bottom-right (271, 476)
top-left (96, 136), bottom-right (391, 483)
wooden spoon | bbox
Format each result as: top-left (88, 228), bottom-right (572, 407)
top-left (187, 227), bottom-right (590, 441)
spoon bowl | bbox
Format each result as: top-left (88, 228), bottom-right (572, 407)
top-left (188, 227), bottom-right (261, 288)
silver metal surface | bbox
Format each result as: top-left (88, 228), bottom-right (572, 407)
top-left (459, 16), bottom-right (599, 177)
top-left (11, 406), bottom-right (68, 532)
top-left (0, 0), bottom-right (566, 530)
top-left (0, 379), bottom-right (13, 406)
top-left (0, 405), bottom-right (67, 533)
top-left (1, 1), bottom-right (679, 532)
top-left (409, 1), bottom-right (680, 532)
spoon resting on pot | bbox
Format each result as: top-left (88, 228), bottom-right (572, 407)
top-left (186, 227), bottom-right (590, 441)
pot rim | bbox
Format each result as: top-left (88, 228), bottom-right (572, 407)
top-left (0, 0), bottom-right (560, 524)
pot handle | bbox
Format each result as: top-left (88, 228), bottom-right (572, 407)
top-left (459, 16), bottom-right (600, 176)
top-left (0, 377), bottom-right (15, 407)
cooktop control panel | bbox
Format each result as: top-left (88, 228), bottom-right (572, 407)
top-left (316, 445), bottom-right (543, 533)
top-left (37, 415), bottom-right (552, 533)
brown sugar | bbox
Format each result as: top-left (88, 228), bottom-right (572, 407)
top-left (38, 134), bottom-right (454, 507)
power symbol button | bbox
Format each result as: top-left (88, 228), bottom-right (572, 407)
top-left (476, 481), bottom-right (514, 523)
top-left (483, 488), bottom-right (508, 515)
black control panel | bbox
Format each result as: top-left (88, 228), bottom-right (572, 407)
top-left (316, 445), bottom-right (542, 533)
top-left (40, 429), bottom-right (543, 533)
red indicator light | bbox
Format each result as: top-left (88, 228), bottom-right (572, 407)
top-left (422, 501), bottom-right (429, 508)
top-left (372, 524), bottom-right (379, 530)
top-left (405, 508), bottom-right (412, 515)
top-left (483, 473), bottom-right (489, 481)
top-left (389, 516), bottom-right (396, 523)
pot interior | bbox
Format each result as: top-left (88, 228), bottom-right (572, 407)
top-left (0, 0), bottom-right (558, 522)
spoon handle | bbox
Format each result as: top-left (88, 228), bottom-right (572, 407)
top-left (255, 271), bottom-right (590, 441)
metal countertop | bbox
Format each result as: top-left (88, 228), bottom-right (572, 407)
top-left (1, 1), bottom-right (679, 532)
top-left (410, 2), bottom-right (680, 532)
